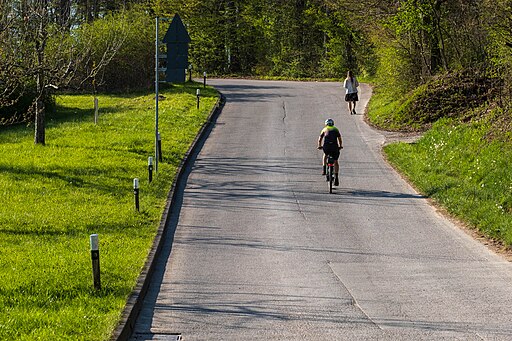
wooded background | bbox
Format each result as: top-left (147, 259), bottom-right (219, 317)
top-left (2, 0), bottom-right (512, 143)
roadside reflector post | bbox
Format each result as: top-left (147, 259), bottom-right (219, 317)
top-left (90, 234), bottom-right (101, 290)
top-left (188, 64), bottom-right (193, 82)
top-left (157, 132), bottom-right (162, 162)
top-left (94, 97), bottom-right (99, 125)
top-left (196, 89), bottom-right (200, 109)
top-left (203, 71), bottom-right (207, 88)
top-left (133, 178), bottom-right (140, 212)
top-left (148, 157), bottom-right (153, 183)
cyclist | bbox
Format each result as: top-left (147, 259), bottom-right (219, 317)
top-left (317, 118), bottom-right (343, 186)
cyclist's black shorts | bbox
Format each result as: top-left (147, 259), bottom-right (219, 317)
top-left (323, 143), bottom-right (340, 161)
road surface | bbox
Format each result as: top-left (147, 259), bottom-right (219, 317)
top-left (131, 80), bottom-right (512, 340)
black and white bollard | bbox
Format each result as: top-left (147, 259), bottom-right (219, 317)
top-left (196, 89), bottom-right (200, 109)
top-left (203, 71), bottom-right (207, 88)
top-left (157, 132), bottom-right (162, 162)
top-left (148, 157), bottom-right (153, 183)
top-left (90, 234), bottom-right (101, 290)
top-left (188, 64), bottom-right (192, 82)
top-left (133, 178), bottom-right (140, 212)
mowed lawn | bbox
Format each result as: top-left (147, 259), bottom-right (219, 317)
top-left (0, 83), bottom-right (218, 340)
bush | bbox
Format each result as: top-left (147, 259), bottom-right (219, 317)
top-left (0, 86), bottom-right (55, 127)
top-left (98, 9), bottom-right (155, 91)
top-left (70, 7), bottom-right (154, 92)
top-left (0, 89), bottom-right (35, 125)
top-left (368, 69), bottom-right (501, 131)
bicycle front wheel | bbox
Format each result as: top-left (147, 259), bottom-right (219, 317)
top-left (328, 165), bottom-right (334, 194)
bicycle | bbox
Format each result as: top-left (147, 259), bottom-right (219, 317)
top-left (318, 147), bottom-right (341, 194)
top-left (326, 153), bottom-right (336, 194)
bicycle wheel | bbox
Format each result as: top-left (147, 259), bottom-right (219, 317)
top-left (328, 165), bottom-right (334, 194)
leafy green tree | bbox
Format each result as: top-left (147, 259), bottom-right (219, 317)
top-left (349, 0), bottom-right (488, 94)
top-left (72, 8), bottom-right (151, 91)
top-left (150, 0), bottom-right (374, 78)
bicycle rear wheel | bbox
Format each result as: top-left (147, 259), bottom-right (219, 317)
top-left (328, 165), bottom-right (334, 194)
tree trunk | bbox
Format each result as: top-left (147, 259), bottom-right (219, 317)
top-left (34, 1), bottom-right (48, 145)
top-left (34, 73), bottom-right (46, 145)
top-left (34, 100), bottom-right (46, 145)
top-left (56, 0), bottom-right (71, 28)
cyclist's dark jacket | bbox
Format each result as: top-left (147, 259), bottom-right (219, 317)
top-left (320, 126), bottom-right (341, 146)
top-left (320, 126), bottom-right (341, 159)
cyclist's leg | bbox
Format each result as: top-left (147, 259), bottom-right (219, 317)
top-left (332, 149), bottom-right (340, 186)
top-left (333, 160), bottom-right (339, 186)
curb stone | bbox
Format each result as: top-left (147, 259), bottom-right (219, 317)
top-left (110, 93), bottom-right (225, 341)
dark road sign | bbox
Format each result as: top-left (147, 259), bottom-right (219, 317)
top-left (163, 14), bottom-right (191, 83)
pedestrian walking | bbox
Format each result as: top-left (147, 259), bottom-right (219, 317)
top-left (343, 70), bottom-right (359, 115)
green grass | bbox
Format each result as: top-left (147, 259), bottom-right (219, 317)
top-left (384, 117), bottom-right (512, 246)
top-left (367, 71), bottom-right (497, 132)
top-left (366, 86), bottom-right (408, 131)
top-left (368, 71), bottom-right (512, 247)
top-left (366, 84), bottom-right (439, 132)
top-left (0, 83), bottom-right (219, 340)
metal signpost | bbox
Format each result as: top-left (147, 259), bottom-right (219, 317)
top-left (155, 17), bottom-right (168, 173)
top-left (155, 17), bottom-right (160, 173)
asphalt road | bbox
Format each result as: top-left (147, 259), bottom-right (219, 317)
top-left (131, 80), bottom-right (512, 340)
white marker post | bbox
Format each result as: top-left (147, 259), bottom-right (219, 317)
top-left (90, 234), bottom-right (101, 290)
top-left (133, 178), bottom-right (140, 212)
top-left (148, 157), bottom-right (154, 183)
top-left (196, 89), bottom-right (200, 109)
top-left (94, 97), bottom-right (99, 125)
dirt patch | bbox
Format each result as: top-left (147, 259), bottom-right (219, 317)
top-left (381, 130), bottom-right (423, 146)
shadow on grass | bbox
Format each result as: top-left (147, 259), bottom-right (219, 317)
top-left (0, 163), bottom-right (132, 195)
top-left (48, 104), bottom-right (134, 126)
top-left (0, 217), bottom-right (152, 236)
top-left (0, 276), bottom-right (131, 301)
top-left (0, 228), bottom-right (76, 237)
top-left (38, 141), bottom-right (159, 162)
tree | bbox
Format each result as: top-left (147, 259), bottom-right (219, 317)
top-left (1, 0), bottom-right (126, 144)
top-left (0, 3), bottom-right (19, 114)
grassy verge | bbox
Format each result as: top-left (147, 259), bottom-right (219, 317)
top-left (384, 117), bottom-right (512, 246)
top-left (0, 83), bottom-right (218, 340)
top-left (365, 86), bottom-right (409, 131)
top-left (367, 70), bottom-right (512, 248)
top-left (367, 71), bottom-right (497, 132)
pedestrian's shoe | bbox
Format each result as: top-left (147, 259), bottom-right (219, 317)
top-left (334, 177), bottom-right (339, 186)
top-left (322, 165), bottom-right (326, 175)
top-left (326, 176), bottom-right (329, 182)
top-left (352, 109), bottom-right (357, 115)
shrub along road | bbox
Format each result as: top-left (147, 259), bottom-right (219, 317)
top-left (130, 80), bottom-right (512, 340)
